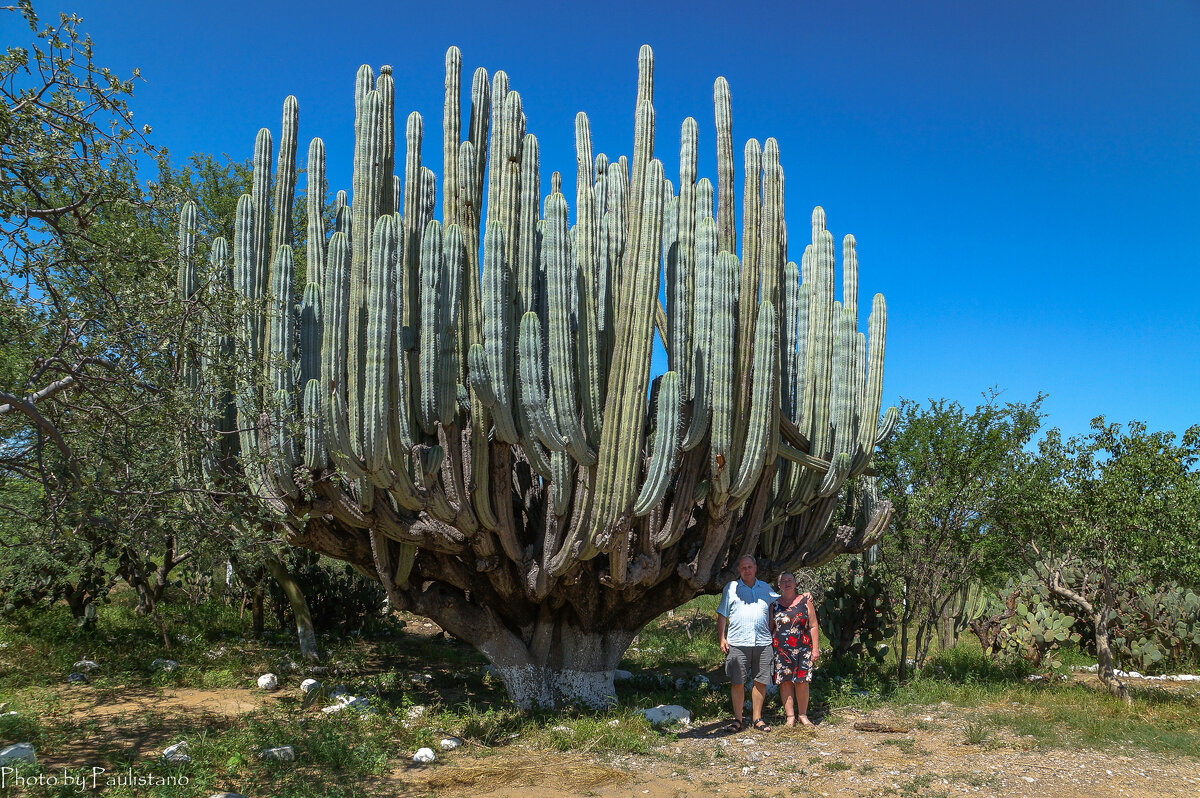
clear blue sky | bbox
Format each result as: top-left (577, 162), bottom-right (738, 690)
top-left (12, 0), bottom-right (1199, 438)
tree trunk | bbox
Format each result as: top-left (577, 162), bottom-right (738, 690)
top-left (265, 554), bottom-right (320, 661)
top-left (1046, 565), bottom-right (1130, 704)
top-left (480, 621), bottom-right (636, 710)
top-left (251, 585), bottom-right (264, 638)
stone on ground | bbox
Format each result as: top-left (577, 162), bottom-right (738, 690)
top-left (151, 658), bottom-right (179, 672)
top-left (162, 741), bottom-right (191, 764)
top-left (640, 704), bottom-right (692, 726)
top-left (439, 737), bottom-right (463, 751)
top-left (0, 743), bottom-right (36, 765)
top-left (257, 673), bottom-right (279, 691)
top-left (261, 745), bottom-right (295, 762)
top-left (300, 678), bottom-right (321, 694)
top-left (413, 747), bottom-right (436, 764)
top-left (67, 672), bottom-right (89, 684)
top-left (73, 659), bottom-right (100, 672)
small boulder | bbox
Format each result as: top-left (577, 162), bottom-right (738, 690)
top-left (151, 658), bottom-right (179, 672)
top-left (162, 741), bottom-right (191, 764)
top-left (0, 743), bottom-right (36, 766)
top-left (257, 673), bottom-right (279, 691)
top-left (412, 747), bottom-right (436, 764)
top-left (0, 711), bottom-right (19, 719)
top-left (439, 737), bottom-right (463, 751)
top-left (300, 678), bottom-right (321, 694)
top-left (260, 745), bottom-right (295, 762)
top-left (207, 793), bottom-right (248, 798)
top-left (614, 669), bottom-right (633, 682)
top-left (406, 705), bottom-right (427, 722)
top-left (640, 704), bottom-right (691, 726)
top-left (73, 659), bottom-right (100, 673)
top-left (410, 673), bottom-right (433, 685)
top-left (67, 672), bottom-right (89, 684)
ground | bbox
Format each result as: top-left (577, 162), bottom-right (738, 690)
top-left (0, 598), bottom-right (1197, 797)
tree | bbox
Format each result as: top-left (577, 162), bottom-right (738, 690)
top-left (0, 4), bottom-right (194, 642)
top-left (874, 392), bottom-right (1044, 676)
top-left (1008, 419), bottom-right (1200, 702)
top-left (180, 46), bottom-right (898, 709)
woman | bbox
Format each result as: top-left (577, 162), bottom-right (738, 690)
top-left (769, 572), bottom-right (820, 727)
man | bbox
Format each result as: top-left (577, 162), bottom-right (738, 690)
top-left (716, 554), bottom-right (779, 732)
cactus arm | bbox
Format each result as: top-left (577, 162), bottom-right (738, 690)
top-left (418, 220), bottom-right (444, 434)
top-left (714, 77), bottom-right (735, 254)
top-left (363, 215), bottom-right (398, 486)
top-left (480, 220), bottom-right (520, 443)
top-left (348, 88), bottom-right (385, 463)
top-left (271, 96), bottom-right (299, 262)
top-left (302, 379), bottom-right (327, 471)
top-left (709, 250), bottom-right (736, 501)
top-left (633, 371), bottom-right (681, 516)
top-left (442, 47), bottom-right (461, 226)
top-left (729, 300), bottom-right (776, 501)
top-left (320, 232), bottom-right (365, 479)
top-left (543, 192), bottom-right (595, 466)
top-left (440, 224), bottom-right (464, 427)
top-left (517, 312), bottom-right (567, 452)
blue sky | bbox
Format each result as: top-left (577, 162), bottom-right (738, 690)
top-left (12, 0), bottom-right (1199, 438)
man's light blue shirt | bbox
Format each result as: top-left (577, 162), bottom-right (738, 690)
top-left (716, 579), bottom-right (779, 647)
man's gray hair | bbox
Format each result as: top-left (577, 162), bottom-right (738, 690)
top-left (737, 554), bottom-right (757, 567)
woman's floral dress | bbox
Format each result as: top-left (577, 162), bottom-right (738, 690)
top-left (770, 595), bottom-right (814, 684)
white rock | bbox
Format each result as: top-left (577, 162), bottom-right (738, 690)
top-left (406, 705), bottom-right (427, 721)
top-left (208, 793), bottom-right (248, 798)
top-left (0, 711), bottom-right (18, 719)
top-left (411, 673), bottom-right (433, 685)
top-left (261, 745), bottom-right (295, 762)
top-left (320, 704), bottom-right (345, 714)
top-left (67, 672), bottom-right (89, 684)
top-left (257, 673), bottom-right (279, 691)
top-left (151, 658), bottom-right (179, 672)
top-left (162, 741), bottom-right (191, 764)
top-left (439, 737), bottom-right (463, 751)
top-left (0, 743), bottom-right (36, 765)
top-left (640, 704), bottom-right (691, 726)
top-left (300, 678), bottom-right (321, 694)
top-left (73, 659), bottom-right (100, 672)
top-left (339, 695), bottom-right (369, 710)
top-left (550, 725), bottom-right (572, 733)
top-left (413, 747), bottom-right (436, 764)
top-left (614, 669), bottom-right (633, 681)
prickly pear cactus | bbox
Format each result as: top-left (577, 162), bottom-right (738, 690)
top-left (1111, 582), bottom-right (1200, 673)
top-left (817, 559), bottom-right (894, 662)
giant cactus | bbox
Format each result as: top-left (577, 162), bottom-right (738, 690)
top-left (180, 46), bottom-right (896, 710)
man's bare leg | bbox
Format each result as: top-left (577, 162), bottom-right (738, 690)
top-left (751, 680), bottom-right (768, 729)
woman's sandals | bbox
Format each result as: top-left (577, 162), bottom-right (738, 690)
top-left (753, 719), bottom-right (771, 732)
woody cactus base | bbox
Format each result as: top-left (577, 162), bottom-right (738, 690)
top-left (179, 46), bottom-right (896, 709)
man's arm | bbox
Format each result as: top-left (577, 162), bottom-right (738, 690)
top-left (717, 612), bottom-right (729, 655)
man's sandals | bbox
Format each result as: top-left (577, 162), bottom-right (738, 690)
top-left (726, 718), bottom-right (772, 732)
top-left (753, 719), bottom-right (771, 732)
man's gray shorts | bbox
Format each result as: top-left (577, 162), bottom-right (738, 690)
top-left (725, 644), bottom-right (772, 685)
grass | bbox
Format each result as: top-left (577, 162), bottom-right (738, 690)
top-left (2, 591), bottom-right (1200, 796)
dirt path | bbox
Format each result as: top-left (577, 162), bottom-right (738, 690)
top-left (417, 703), bottom-right (1200, 798)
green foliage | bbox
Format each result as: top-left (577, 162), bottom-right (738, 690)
top-left (816, 559), bottom-right (893, 662)
top-left (266, 549), bottom-right (386, 636)
top-left (874, 391), bottom-right (1046, 672)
